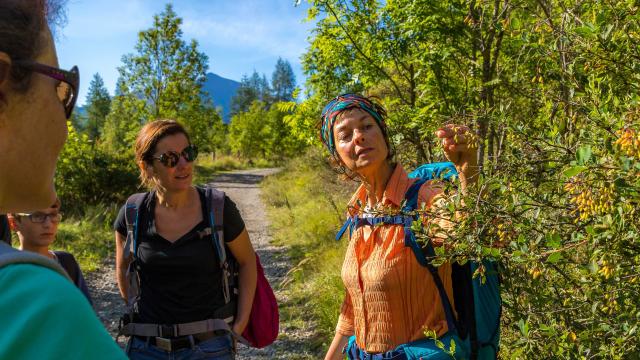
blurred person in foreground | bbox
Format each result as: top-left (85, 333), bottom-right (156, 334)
top-left (0, 1), bottom-right (126, 358)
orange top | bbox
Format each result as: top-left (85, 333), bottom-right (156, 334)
top-left (335, 164), bottom-right (455, 353)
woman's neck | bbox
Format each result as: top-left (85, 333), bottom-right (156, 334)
top-left (155, 186), bottom-right (193, 209)
top-left (361, 161), bottom-right (395, 208)
top-left (19, 242), bottom-right (53, 258)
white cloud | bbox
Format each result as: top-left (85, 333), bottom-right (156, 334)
top-left (180, 2), bottom-right (313, 60)
top-left (63, 0), bottom-right (155, 40)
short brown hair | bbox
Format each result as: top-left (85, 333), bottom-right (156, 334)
top-left (134, 119), bottom-right (191, 188)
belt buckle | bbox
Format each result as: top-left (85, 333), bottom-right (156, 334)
top-left (155, 337), bottom-right (172, 352)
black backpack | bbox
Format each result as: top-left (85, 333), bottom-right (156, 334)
top-left (117, 185), bottom-right (242, 341)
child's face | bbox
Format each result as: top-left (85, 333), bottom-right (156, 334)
top-left (13, 206), bottom-right (61, 248)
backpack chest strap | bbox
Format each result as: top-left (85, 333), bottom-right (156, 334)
top-left (336, 214), bottom-right (415, 241)
top-left (339, 178), bottom-right (459, 334)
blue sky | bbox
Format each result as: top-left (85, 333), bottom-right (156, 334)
top-left (55, 0), bottom-right (314, 106)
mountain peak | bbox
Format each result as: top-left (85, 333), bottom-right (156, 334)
top-left (202, 73), bottom-right (240, 123)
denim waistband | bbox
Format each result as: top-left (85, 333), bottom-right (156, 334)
top-left (345, 337), bottom-right (407, 360)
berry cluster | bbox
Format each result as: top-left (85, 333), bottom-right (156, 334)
top-left (615, 127), bottom-right (640, 159)
top-left (564, 181), bottom-right (614, 222)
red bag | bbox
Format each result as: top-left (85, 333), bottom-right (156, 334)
top-left (241, 255), bottom-right (279, 348)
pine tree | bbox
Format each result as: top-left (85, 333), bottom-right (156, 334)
top-left (271, 57), bottom-right (296, 102)
top-left (84, 73), bottom-right (111, 143)
top-left (230, 70), bottom-right (272, 115)
top-left (230, 74), bottom-right (259, 116)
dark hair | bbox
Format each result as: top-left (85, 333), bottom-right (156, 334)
top-left (0, 0), bottom-right (67, 91)
top-left (0, 215), bottom-right (11, 245)
top-left (135, 119), bottom-right (191, 187)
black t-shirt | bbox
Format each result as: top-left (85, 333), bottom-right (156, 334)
top-left (113, 187), bottom-right (245, 324)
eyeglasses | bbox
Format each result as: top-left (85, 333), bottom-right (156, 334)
top-left (152, 144), bottom-right (198, 168)
top-left (14, 60), bottom-right (79, 119)
top-left (16, 212), bottom-right (62, 224)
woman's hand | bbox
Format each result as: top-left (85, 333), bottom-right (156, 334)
top-left (435, 124), bottom-right (480, 190)
top-left (231, 323), bottom-right (244, 336)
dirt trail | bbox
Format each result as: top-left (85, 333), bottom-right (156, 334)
top-left (86, 168), bottom-right (316, 358)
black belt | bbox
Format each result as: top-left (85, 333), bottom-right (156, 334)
top-left (136, 330), bottom-right (224, 352)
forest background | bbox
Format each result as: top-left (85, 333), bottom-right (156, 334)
top-left (44, 1), bottom-right (640, 359)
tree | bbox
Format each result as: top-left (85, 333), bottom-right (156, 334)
top-left (228, 101), bottom-right (268, 159)
top-left (84, 73), bottom-right (111, 143)
top-left (231, 70), bottom-right (272, 115)
top-left (103, 4), bottom-right (222, 153)
top-left (271, 57), bottom-right (296, 102)
top-left (298, 0), bottom-right (640, 357)
top-left (101, 78), bottom-right (149, 154)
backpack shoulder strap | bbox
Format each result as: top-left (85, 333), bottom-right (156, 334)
top-left (202, 185), bottom-right (226, 263)
top-left (53, 251), bottom-right (79, 284)
top-left (123, 192), bottom-right (147, 259)
top-left (0, 242), bottom-right (70, 280)
top-left (202, 185), bottom-right (234, 305)
top-left (402, 177), bottom-right (459, 335)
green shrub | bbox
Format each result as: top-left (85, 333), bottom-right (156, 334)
top-left (55, 123), bottom-right (140, 215)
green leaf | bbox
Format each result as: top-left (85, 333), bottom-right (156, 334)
top-left (563, 166), bottom-right (587, 178)
top-left (518, 319), bottom-right (529, 337)
top-left (576, 145), bottom-right (592, 165)
top-left (545, 232), bottom-right (561, 249)
top-left (547, 252), bottom-right (563, 263)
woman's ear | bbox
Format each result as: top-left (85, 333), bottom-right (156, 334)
top-left (139, 160), bottom-right (154, 181)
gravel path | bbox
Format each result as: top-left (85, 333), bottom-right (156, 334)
top-left (86, 168), bottom-right (317, 358)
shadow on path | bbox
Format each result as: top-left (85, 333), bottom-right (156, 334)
top-left (209, 173), bottom-right (266, 186)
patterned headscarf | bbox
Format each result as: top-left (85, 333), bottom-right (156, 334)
top-left (320, 93), bottom-right (388, 155)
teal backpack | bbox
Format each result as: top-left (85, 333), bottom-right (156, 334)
top-left (337, 162), bottom-right (501, 359)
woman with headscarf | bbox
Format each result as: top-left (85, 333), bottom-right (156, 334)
top-left (321, 94), bottom-right (479, 360)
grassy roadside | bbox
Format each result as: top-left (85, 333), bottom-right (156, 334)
top-left (261, 149), bottom-right (357, 353)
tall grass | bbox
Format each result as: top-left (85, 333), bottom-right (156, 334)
top-left (55, 203), bottom-right (119, 272)
top-left (261, 149), bottom-right (357, 353)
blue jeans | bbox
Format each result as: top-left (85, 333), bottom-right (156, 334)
top-left (345, 333), bottom-right (469, 360)
top-left (127, 334), bottom-right (235, 360)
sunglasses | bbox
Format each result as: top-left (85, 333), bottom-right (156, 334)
top-left (152, 144), bottom-right (198, 168)
top-left (16, 212), bottom-right (62, 224)
top-left (14, 60), bottom-right (80, 119)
